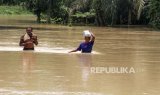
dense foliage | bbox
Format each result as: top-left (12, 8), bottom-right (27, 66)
top-left (0, 0), bottom-right (26, 5)
top-left (0, 6), bottom-right (31, 15)
top-left (0, 0), bottom-right (159, 28)
top-left (148, 0), bottom-right (160, 28)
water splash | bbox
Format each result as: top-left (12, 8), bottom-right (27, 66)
top-left (0, 46), bottom-right (100, 54)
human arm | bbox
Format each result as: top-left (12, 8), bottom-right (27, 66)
top-left (69, 44), bottom-right (82, 53)
top-left (32, 36), bottom-right (38, 45)
top-left (90, 32), bottom-right (95, 42)
top-left (68, 49), bottom-right (78, 53)
top-left (19, 36), bottom-right (26, 46)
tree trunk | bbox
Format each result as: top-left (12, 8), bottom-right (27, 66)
top-left (128, 8), bottom-right (132, 25)
top-left (68, 9), bottom-right (73, 26)
top-left (47, 12), bottom-right (51, 24)
top-left (97, 11), bottom-right (105, 26)
top-left (100, 14), bottom-right (105, 26)
top-left (47, 0), bottom-right (52, 24)
top-left (120, 15), bottom-right (122, 24)
top-left (36, 12), bottom-right (41, 23)
top-left (111, 15), bottom-right (115, 26)
top-left (95, 14), bottom-right (100, 26)
top-left (127, 0), bottom-right (132, 25)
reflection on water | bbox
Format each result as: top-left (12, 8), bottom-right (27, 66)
top-left (22, 52), bottom-right (36, 73)
top-left (0, 16), bottom-right (160, 95)
top-left (76, 54), bottom-right (92, 82)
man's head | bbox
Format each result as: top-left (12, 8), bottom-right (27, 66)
top-left (26, 27), bottom-right (33, 37)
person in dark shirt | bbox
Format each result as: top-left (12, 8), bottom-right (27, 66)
top-left (69, 30), bottom-right (95, 53)
top-left (19, 27), bottom-right (38, 50)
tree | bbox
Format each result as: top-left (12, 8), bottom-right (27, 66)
top-left (127, 0), bottom-right (145, 25)
top-left (0, 0), bottom-right (155, 27)
top-left (92, 0), bottom-right (119, 26)
top-left (26, 0), bottom-right (47, 23)
top-left (149, 0), bottom-right (160, 29)
top-left (25, 0), bottom-right (63, 23)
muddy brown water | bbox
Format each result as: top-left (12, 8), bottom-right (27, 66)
top-left (0, 15), bottom-right (160, 95)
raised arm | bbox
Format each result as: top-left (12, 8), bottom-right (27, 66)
top-left (90, 32), bottom-right (95, 42)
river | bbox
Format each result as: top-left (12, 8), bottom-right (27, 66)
top-left (0, 15), bottom-right (160, 95)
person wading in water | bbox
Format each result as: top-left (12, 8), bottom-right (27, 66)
top-left (69, 30), bottom-right (95, 53)
top-left (19, 27), bottom-right (38, 50)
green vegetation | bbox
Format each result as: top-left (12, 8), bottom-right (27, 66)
top-left (0, 6), bottom-right (31, 15)
top-left (148, 0), bottom-right (160, 29)
top-left (25, 0), bottom-right (63, 23)
top-left (0, 0), bottom-right (160, 29)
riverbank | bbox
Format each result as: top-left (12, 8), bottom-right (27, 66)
top-left (0, 5), bottom-right (158, 30)
top-left (0, 14), bottom-right (158, 32)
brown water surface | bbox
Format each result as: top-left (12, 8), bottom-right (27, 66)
top-left (0, 15), bottom-right (160, 95)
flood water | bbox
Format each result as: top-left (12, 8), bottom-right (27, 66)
top-left (0, 15), bottom-right (160, 95)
